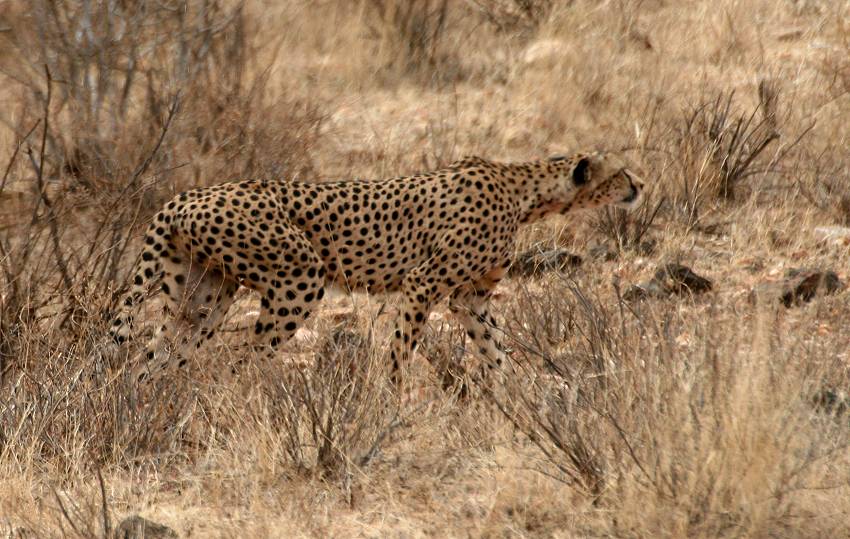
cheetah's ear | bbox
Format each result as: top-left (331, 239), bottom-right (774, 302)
top-left (572, 157), bottom-right (591, 186)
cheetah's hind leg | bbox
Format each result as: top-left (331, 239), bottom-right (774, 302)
top-left (132, 255), bottom-right (239, 385)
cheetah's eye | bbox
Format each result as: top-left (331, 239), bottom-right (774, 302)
top-left (572, 157), bottom-right (590, 186)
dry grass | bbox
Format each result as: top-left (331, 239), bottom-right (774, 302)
top-left (1, 0), bottom-right (850, 536)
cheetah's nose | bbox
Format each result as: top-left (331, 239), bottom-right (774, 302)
top-left (627, 169), bottom-right (644, 189)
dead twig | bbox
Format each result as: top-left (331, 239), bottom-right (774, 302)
top-left (0, 121), bottom-right (40, 197)
top-left (26, 65), bottom-right (74, 294)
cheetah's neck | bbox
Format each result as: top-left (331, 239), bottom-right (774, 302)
top-left (504, 162), bottom-right (570, 224)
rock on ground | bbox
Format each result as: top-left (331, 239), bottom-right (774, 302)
top-left (510, 247), bottom-right (582, 277)
top-left (114, 516), bottom-right (177, 539)
top-left (750, 268), bottom-right (844, 307)
top-left (623, 263), bottom-right (713, 302)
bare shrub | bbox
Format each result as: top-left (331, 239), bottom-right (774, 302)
top-left (253, 325), bottom-right (417, 477)
top-left (702, 86), bottom-right (779, 200)
top-left (796, 156), bottom-right (850, 226)
top-left (0, 0), bottom-right (323, 373)
top-left (364, 0), bottom-right (458, 81)
top-left (593, 184), bottom-right (664, 255)
top-left (660, 82), bottom-right (813, 231)
top-left (800, 11), bottom-right (850, 225)
top-left (3, 0), bottom-right (322, 197)
top-left (2, 1), bottom-right (242, 194)
top-left (0, 316), bottom-right (203, 472)
top-left (488, 275), bottom-right (850, 536)
top-left (469, 0), bottom-right (557, 34)
top-left (0, 0), bottom-right (324, 474)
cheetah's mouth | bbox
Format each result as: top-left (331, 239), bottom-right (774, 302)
top-left (615, 170), bottom-right (642, 209)
top-left (621, 185), bottom-right (639, 204)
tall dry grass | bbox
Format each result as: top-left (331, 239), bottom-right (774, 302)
top-left (0, 0), bottom-right (849, 536)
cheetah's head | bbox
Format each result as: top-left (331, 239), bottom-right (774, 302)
top-left (550, 152), bottom-right (644, 212)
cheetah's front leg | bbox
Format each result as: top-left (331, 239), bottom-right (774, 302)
top-left (449, 289), bottom-right (509, 371)
top-left (448, 266), bottom-right (511, 383)
top-left (389, 256), bottom-right (458, 389)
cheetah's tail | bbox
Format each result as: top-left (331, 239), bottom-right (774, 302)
top-left (107, 211), bottom-right (171, 346)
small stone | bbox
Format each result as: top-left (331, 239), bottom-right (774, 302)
top-left (510, 248), bottom-right (582, 277)
top-left (814, 226), bottom-right (850, 247)
top-left (813, 226), bottom-right (850, 241)
top-left (588, 244), bottom-right (617, 262)
top-left (750, 268), bottom-right (844, 308)
top-left (522, 39), bottom-right (567, 65)
top-left (622, 280), bottom-right (665, 302)
top-left (812, 387), bottom-right (850, 416)
top-left (624, 264), bottom-right (712, 302)
top-left (636, 239), bottom-right (657, 256)
top-left (326, 327), bottom-right (366, 351)
top-left (654, 264), bottom-right (713, 295)
top-left (780, 269), bottom-right (843, 307)
top-left (114, 516), bottom-right (177, 539)
top-left (315, 327), bottom-right (368, 372)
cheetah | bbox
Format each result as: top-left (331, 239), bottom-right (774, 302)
top-left (109, 152), bottom-right (644, 384)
